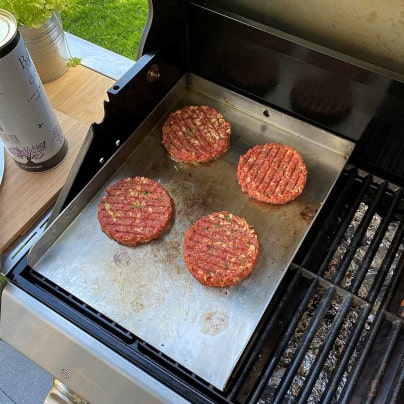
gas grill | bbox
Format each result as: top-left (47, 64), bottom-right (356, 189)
top-left (2, 1), bottom-right (404, 403)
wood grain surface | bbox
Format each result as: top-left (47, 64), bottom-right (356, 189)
top-left (0, 65), bottom-right (115, 253)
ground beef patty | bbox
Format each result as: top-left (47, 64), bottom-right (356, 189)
top-left (98, 177), bottom-right (174, 247)
top-left (183, 211), bottom-right (259, 287)
top-left (237, 143), bottom-right (307, 204)
top-left (162, 105), bottom-right (231, 163)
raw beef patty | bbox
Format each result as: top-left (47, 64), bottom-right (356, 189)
top-left (237, 143), bottom-right (307, 204)
top-left (98, 177), bottom-right (174, 246)
top-left (162, 105), bottom-right (231, 163)
top-left (183, 211), bottom-right (259, 287)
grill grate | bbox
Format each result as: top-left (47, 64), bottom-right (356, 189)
top-left (255, 168), bottom-right (404, 403)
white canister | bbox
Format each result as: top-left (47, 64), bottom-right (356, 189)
top-left (0, 9), bottom-right (68, 172)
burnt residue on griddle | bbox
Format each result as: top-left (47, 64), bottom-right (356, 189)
top-left (152, 239), bottom-right (185, 281)
top-left (300, 205), bottom-right (319, 223)
top-left (131, 301), bottom-right (145, 313)
top-left (113, 251), bottom-right (132, 267)
top-left (174, 173), bottom-right (215, 218)
top-left (150, 159), bottom-right (172, 173)
top-left (201, 311), bottom-right (229, 336)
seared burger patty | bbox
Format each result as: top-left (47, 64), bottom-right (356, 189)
top-left (183, 211), bottom-right (259, 287)
top-left (98, 177), bottom-right (174, 246)
top-left (162, 105), bottom-right (231, 163)
top-left (237, 143), bottom-right (307, 204)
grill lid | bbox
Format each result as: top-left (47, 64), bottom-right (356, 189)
top-left (202, 0), bottom-right (404, 80)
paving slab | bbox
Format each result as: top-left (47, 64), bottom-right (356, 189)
top-left (65, 32), bottom-right (136, 80)
top-left (0, 339), bottom-right (52, 404)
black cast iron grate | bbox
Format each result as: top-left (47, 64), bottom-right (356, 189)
top-left (245, 167), bottom-right (404, 404)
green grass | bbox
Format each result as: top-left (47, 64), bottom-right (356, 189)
top-left (61, 0), bottom-right (149, 60)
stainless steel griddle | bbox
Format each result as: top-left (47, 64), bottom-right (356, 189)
top-left (28, 74), bottom-right (353, 389)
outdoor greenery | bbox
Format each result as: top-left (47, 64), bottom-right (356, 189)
top-left (0, 0), bottom-right (74, 27)
top-left (62, 0), bottom-right (149, 60)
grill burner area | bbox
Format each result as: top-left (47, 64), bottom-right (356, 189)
top-left (252, 168), bottom-right (404, 404)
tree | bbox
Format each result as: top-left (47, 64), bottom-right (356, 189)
top-left (9, 141), bottom-right (47, 166)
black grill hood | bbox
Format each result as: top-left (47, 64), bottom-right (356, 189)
top-left (61, 0), bottom-right (404, 211)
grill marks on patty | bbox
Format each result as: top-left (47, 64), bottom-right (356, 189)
top-left (98, 177), bottom-right (174, 246)
top-left (237, 143), bottom-right (307, 204)
top-left (98, 111), bottom-right (305, 291)
top-left (162, 105), bottom-right (231, 163)
top-left (183, 211), bottom-right (259, 287)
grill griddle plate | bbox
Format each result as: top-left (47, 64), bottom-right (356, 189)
top-left (28, 75), bottom-right (354, 389)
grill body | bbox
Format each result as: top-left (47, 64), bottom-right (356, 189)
top-left (2, 1), bottom-right (404, 403)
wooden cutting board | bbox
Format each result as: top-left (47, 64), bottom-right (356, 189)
top-left (0, 65), bottom-right (115, 254)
